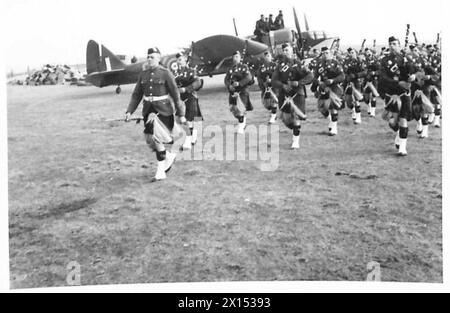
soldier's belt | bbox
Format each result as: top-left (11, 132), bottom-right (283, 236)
top-left (143, 95), bottom-right (169, 102)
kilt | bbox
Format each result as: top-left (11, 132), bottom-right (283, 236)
top-left (411, 90), bottom-right (435, 120)
top-left (278, 93), bottom-right (306, 129)
top-left (384, 93), bottom-right (412, 121)
top-left (229, 91), bottom-right (252, 118)
top-left (261, 88), bottom-right (278, 110)
top-left (143, 112), bottom-right (182, 146)
top-left (317, 84), bottom-right (343, 115)
top-left (183, 96), bottom-right (203, 121)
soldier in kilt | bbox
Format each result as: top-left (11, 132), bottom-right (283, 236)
top-left (313, 47), bottom-right (345, 136)
top-left (125, 47), bottom-right (186, 181)
top-left (379, 36), bottom-right (416, 156)
top-left (224, 51), bottom-right (254, 134)
top-left (257, 51), bottom-right (279, 124)
top-left (272, 43), bottom-right (313, 149)
top-left (173, 52), bottom-right (203, 150)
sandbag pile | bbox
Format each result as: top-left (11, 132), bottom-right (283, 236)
top-left (23, 64), bottom-right (84, 86)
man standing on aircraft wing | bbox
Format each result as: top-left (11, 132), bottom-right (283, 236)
top-left (172, 52), bottom-right (203, 150)
top-left (224, 50), bottom-right (254, 134)
top-left (272, 43), bottom-right (313, 149)
top-left (125, 47), bottom-right (186, 181)
top-left (313, 46), bottom-right (345, 136)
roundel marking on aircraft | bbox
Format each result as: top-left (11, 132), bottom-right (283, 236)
top-left (166, 58), bottom-right (178, 72)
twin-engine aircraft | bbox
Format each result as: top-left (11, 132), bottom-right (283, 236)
top-left (85, 7), bottom-right (337, 93)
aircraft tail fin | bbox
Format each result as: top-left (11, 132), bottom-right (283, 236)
top-left (86, 40), bottom-right (125, 74)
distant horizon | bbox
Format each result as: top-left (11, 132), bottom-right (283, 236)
top-left (6, 39), bottom-right (442, 76)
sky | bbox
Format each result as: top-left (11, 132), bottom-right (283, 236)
top-left (1, 0), bottom-right (445, 73)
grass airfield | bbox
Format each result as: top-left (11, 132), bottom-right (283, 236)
top-left (7, 75), bottom-right (442, 288)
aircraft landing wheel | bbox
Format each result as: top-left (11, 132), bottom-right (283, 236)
top-left (116, 86), bottom-right (121, 94)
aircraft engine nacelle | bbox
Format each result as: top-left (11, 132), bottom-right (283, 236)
top-left (260, 28), bottom-right (294, 47)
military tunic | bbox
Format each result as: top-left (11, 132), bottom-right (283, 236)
top-left (379, 52), bottom-right (415, 120)
top-left (363, 55), bottom-right (381, 95)
top-left (173, 65), bottom-right (203, 121)
top-left (224, 62), bottom-right (254, 117)
top-left (313, 58), bottom-right (345, 115)
top-left (343, 56), bottom-right (367, 95)
top-left (408, 54), bottom-right (440, 119)
top-left (272, 57), bottom-right (313, 128)
top-left (314, 59), bottom-right (345, 99)
top-left (256, 60), bottom-right (278, 111)
top-left (127, 65), bottom-right (185, 134)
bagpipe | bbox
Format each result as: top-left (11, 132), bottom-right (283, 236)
top-left (359, 39), bottom-right (366, 54)
top-left (262, 86), bottom-right (279, 110)
top-left (363, 81), bottom-right (380, 98)
top-left (279, 94), bottom-right (307, 120)
top-left (412, 89), bottom-right (435, 119)
top-left (344, 81), bottom-right (364, 101)
top-left (404, 24), bottom-right (411, 49)
top-left (231, 91), bottom-right (247, 114)
top-left (317, 82), bottom-right (343, 110)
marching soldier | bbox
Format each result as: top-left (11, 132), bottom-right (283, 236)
top-left (272, 43), bottom-right (313, 149)
top-left (224, 51), bottom-right (254, 134)
top-left (408, 44), bottom-right (441, 137)
top-left (425, 45), bottom-right (442, 127)
top-left (257, 51), bottom-right (278, 124)
top-left (379, 36), bottom-right (416, 156)
top-left (125, 47), bottom-right (186, 181)
top-left (308, 49), bottom-right (325, 99)
top-left (172, 52), bottom-right (203, 150)
top-left (313, 46), bottom-right (345, 136)
top-left (363, 48), bottom-right (381, 117)
top-left (343, 48), bottom-right (367, 124)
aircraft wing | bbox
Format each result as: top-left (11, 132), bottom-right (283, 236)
top-left (85, 69), bottom-right (129, 87)
top-left (190, 35), bottom-right (268, 76)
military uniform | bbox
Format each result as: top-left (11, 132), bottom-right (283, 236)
top-left (127, 64), bottom-right (185, 137)
top-left (343, 51), bottom-right (367, 123)
top-left (272, 56), bottom-right (313, 127)
top-left (173, 65), bottom-right (203, 122)
top-left (425, 50), bottom-right (442, 127)
top-left (363, 53), bottom-right (381, 116)
top-left (126, 47), bottom-right (186, 181)
top-left (257, 58), bottom-right (278, 117)
top-left (308, 56), bottom-right (321, 97)
top-left (379, 37), bottom-right (416, 156)
top-left (274, 12), bottom-right (284, 30)
top-left (224, 60), bottom-right (254, 122)
top-left (379, 51), bottom-right (414, 121)
top-left (254, 17), bottom-right (268, 42)
top-left (313, 55), bottom-right (345, 135)
top-left (408, 50), bottom-right (440, 136)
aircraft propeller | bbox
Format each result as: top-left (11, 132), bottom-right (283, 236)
top-left (293, 7), bottom-right (305, 59)
top-left (233, 18), bottom-right (239, 37)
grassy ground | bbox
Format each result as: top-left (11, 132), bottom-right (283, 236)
top-left (7, 76), bottom-right (442, 288)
